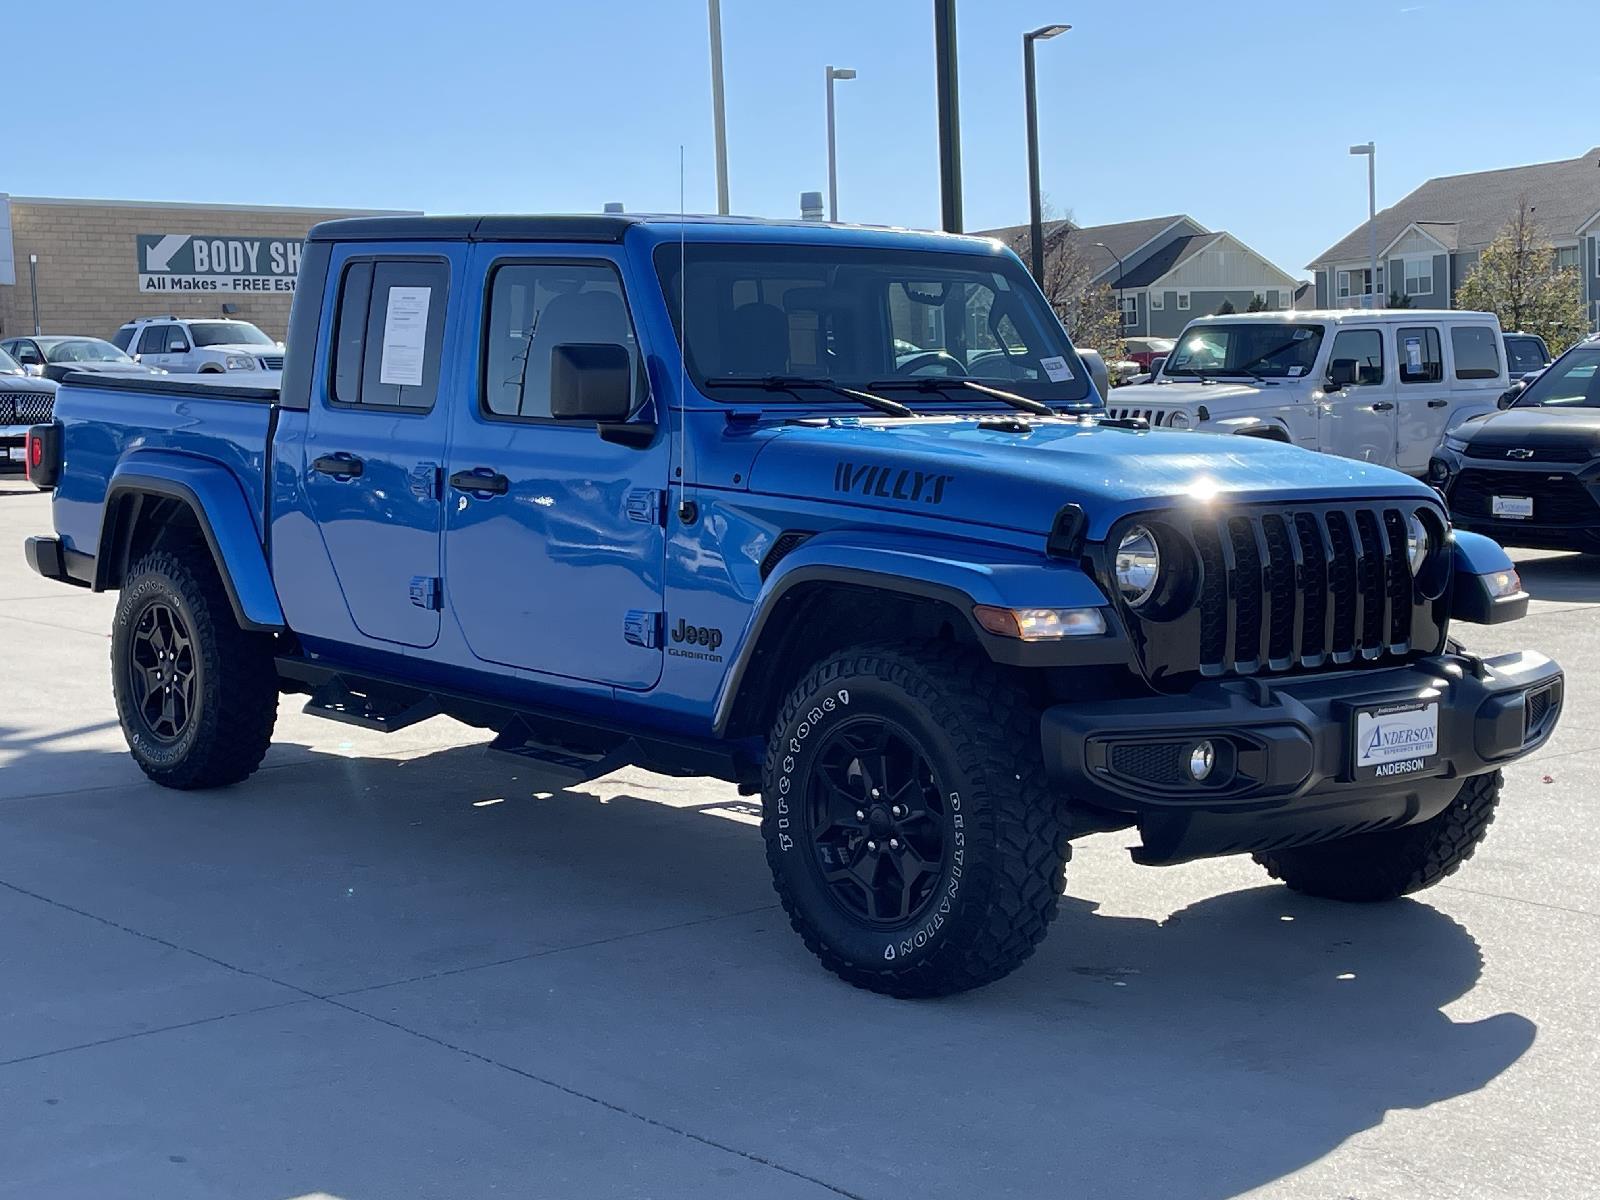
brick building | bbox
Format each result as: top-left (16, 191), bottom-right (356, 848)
top-left (0, 195), bottom-right (416, 342)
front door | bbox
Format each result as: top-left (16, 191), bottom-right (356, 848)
top-left (1319, 325), bottom-right (1396, 465)
top-left (296, 250), bottom-right (458, 648)
top-left (442, 247), bottom-right (667, 689)
top-left (1394, 323), bottom-right (1453, 474)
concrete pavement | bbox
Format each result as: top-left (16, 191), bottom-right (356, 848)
top-left (2, 478), bottom-right (1597, 1200)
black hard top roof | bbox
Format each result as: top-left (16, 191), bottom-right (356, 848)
top-left (307, 214), bottom-right (638, 244)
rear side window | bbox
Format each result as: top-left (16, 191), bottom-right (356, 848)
top-left (331, 258), bottom-right (450, 411)
top-left (1451, 326), bottom-right (1501, 380)
top-left (482, 260), bottom-right (638, 419)
top-left (1397, 327), bottom-right (1443, 383)
top-left (1327, 329), bottom-right (1383, 385)
top-left (136, 325), bottom-right (169, 356)
top-left (1504, 336), bottom-right (1546, 375)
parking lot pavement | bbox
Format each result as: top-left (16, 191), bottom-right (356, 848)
top-left (2, 475), bottom-right (1598, 1200)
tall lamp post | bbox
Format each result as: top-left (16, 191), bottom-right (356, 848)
top-left (1093, 241), bottom-right (1125, 329)
top-left (1023, 24), bottom-right (1070, 284)
top-left (1350, 142), bottom-right (1377, 308)
top-left (708, 0), bottom-right (730, 214)
top-left (28, 254), bottom-right (41, 336)
top-left (825, 66), bottom-right (857, 222)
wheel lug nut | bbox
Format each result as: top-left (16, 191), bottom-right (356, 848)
top-left (855, 809), bottom-right (865, 820)
top-left (867, 840), bottom-right (878, 852)
top-left (891, 805), bottom-right (904, 817)
top-left (870, 789), bottom-right (880, 798)
top-left (889, 838), bottom-right (900, 849)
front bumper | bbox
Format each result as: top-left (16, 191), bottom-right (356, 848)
top-left (1042, 650), bottom-right (1563, 864)
top-left (1438, 455), bottom-right (1600, 551)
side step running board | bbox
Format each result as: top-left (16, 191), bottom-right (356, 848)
top-left (303, 678), bottom-right (441, 732)
top-left (486, 716), bottom-right (632, 787)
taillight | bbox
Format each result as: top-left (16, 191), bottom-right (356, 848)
top-left (25, 423), bottom-right (60, 490)
top-left (29, 434), bottom-right (42, 468)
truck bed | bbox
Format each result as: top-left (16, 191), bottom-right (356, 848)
top-left (49, 373), bottom-right (279, 563)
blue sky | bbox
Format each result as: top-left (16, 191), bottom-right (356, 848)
top-left (10, 0), bottom-right (1597, 277)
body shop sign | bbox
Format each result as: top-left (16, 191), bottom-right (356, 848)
top-left (136, 234), bottom-right (302, 293)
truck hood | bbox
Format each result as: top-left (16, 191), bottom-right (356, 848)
top-left (0, 373), bottom-right (58, 394)
top-left (744, 414), bottom-right (1433, 540)
top-left (1127, 380), bottom-right (1279, 406)
top-left (198, 344), bottom-right (278, 357)
top-left (1453, 407), bottom-right (1600, 453)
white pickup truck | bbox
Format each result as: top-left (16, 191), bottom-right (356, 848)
top-left (1106, 310), bottom-right (1509, 477)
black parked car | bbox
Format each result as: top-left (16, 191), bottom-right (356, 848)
top-left (0, 335), bottom-right (164, 383)
top-left (0, 346), bottom-right (57, 472)
top-left (1431, 334), bottom-right (1600, 552)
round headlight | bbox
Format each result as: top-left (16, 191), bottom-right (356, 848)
top-left (1406, 511), bottom-right (1430, 574)
top-left (1165, 411), bottom-right (1190, 430)
top-left (1115, 525), bottom-right (1161, 606)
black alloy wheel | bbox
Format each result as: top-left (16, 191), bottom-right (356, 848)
top-left (127, 599), bottom-right (198, 742)
top-left (806, 718), bottom-right (948, 927)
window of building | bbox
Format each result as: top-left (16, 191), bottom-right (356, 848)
top-left (482, 261), bottom-right (639, 420)
top-left (1327, 328), bottom-right (1383, 386)
top-left (331, 258), bottom-right (450, 411)
top-left (1556, 245), bottom-right (1582, 271)
top-left (1450, 325), bottom-right (1501, 380)
top-left (1397, 326), bottom-right (1443, 383)
top-left (1150, 292), bottom-right (1164, 310)
top-left (1403, 258), bottom-right (1432, 296)
top-left (1121, 295), bottom-right (1138, 328)
top-left (1176, 291), bottom-right (1191, 311)
top-left (1337, 267), bottom-right (1384, 301)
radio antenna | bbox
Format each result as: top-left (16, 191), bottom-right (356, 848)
top-left (676, 145), bottom-right (691, 523)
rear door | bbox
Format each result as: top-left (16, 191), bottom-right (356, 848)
top-left (294, 248), bottom-right (459, 648)
top-left (134, 324), bottom-right (175, 370)
top-left (1394, 323), bottom-right (1452, 474)
top-left (441, 245), bottom-right (667, 688)
top-left (1319, 326), bottom-right (1395, 465)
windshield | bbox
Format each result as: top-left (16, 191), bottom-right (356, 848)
top-left (1164, 323), bottom-right (1326, 379)
top-left (0, 348), bottom-right (20, 374)
top-left (187, 321), bottom-right (274, 347)
top-left (45, 339), bottom-right (133, 364)
top-left (1513, 345), bottom-right (1600, 408)
top-left (654, 242), bottom-right (1095, 406)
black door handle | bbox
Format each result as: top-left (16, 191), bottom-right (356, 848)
top-left (450, 467), bottom-right (509, 496)
top-left (313, 453), bottom-right (364, 478)
top-left (1370, 401), bottom-right (1395, 412)
top-left (1427, 399), bottom-right (1449, 408)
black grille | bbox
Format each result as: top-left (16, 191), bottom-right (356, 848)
top-left (1126, 503), bottom-right (1442, 681)
top-left (1108, 741), bottom-right (1187, 785)
top-left (1449, 469), bottom-right (1599, 526)
top-left (1525, 680), bottom-right (1562, 742)
top-left (0, 392), bottom-right (55, 424)
top-left (1463, 443), bottom-right (1593, 463)
top-left (1107, 405), bottom-right (1179, 426)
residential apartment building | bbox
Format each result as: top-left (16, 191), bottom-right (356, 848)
top-left (1308, 148), bottom-right (1600, 328)
top-left (979, 214), bottom-right (1303, 337)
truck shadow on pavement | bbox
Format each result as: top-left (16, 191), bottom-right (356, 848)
top-left (1508, 549), bottom-right (1600, 604)
top-left (0, 733), bottom-right (1535, 1200)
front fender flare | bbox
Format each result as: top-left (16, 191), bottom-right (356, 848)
top-left (99, 451), bottom-right (285, 632)
top-left (712, 529), bottom-right (1124, 736)
top-left (1213, 415), bottom-right (1290, 440)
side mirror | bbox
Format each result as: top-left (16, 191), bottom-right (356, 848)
top-left (550, 342), bottom-right (634, 423)
top-left (1326, 358), bottom-right (1357, 390)
top-left (1497, 381), bottom-right (1527, 410)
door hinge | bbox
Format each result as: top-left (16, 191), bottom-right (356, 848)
top-left (409, 576), bottom-right (442, 610)
top-left (409, 461), bottom-right (443, 501)
top-left (624, 610), bottom-right (663, 649)
top-left (625, 487), bottom-right (666, 526)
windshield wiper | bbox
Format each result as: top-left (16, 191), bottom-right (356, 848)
top-left (705, 375), bottom-right (912, 417)
top-left (868, 376), bottom-right (1058, 416)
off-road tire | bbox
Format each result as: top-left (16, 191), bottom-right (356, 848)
top-left (1253, 771), bottom-right (1502, 902)
top-left (761, 642), bottom-right (1069, 997)
top-left (111, 548), bottom-right (278, 789)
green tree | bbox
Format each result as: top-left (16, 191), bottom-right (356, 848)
top-left (1247, 294), bottom-right (1267, 312)
top-left (1215, 299), bottom-right (1236, 315)
top-left (1007, 206), bottom-right (1126, 373)
top-left (1456, 197), bottom-right (1591, 353)
top-left (1386, 290), bottom-right (1413, 309)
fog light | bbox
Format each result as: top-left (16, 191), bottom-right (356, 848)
top-left (1187, 740), bottom-right (1216, 781)
top-left (1426, 458), bottom-right (1451, 485)
top-left (973, 605), bottom-right (1107, 641)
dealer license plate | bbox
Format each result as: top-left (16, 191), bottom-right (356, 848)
top-left (1352, 701), bottom-right (1439, 779)
top-left (1492, 495), bottom-right (1533, 519)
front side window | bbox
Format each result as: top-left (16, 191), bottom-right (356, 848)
top-left (1404, 258), bottom-right (1432, 296)
top-left (1504, 336), bottom-right (1548, 376)
top-left (164, 326), bottom-right (190, 353)
top-left (136, 326), bottom-right (169, 356)
top-left (1163, 322), bottom-right (1325, 380)
top-left (0, 347), bottom-right (22, 374)
top-left (12, 341), bottom-right (42, 365)
top-left (654, 242), bottom-right (1093, 406)
top-left (1327, 329), bottom-right (1383, 385)
top-left (330, 258), bottom-right (450, 411)
top-left (1397, 326), bottom-right (1443, 383)
top-left (483, 261), bottom-right (639, 419)
top-left (1451, 326), bottom-right (1501, 380)
top-left (1513, 344), bottom-right (1600, 408)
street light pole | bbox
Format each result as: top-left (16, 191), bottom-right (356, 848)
top-left (1093, 242), bottom-right (1125, 329)
top-left (1023, 24), bottom-right (1070, 285)
top-left (825, 66), bottom-right (857, 222)
top-left (708, 0), bottom-right (730, 215)
top-left (933, 0), bottom-right (963, 233)
top-left (28, 254), bottom-right (40, 336)
top-left (1350, 142), bottom-right (1377, 308)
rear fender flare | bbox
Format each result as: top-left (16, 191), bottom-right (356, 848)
top-left (99, 451), bottom-right (285, 632)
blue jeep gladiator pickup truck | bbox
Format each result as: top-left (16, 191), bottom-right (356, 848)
top-left (23, 214), bottom-right (1564, 996)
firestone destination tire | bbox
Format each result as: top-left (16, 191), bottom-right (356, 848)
top-left (111, 549), bottom-right (278, 790)
top-left (1254, 771), bottom-right (1502, 902)
top-left (761, 642), bottom-right (1069, 997)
